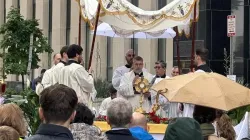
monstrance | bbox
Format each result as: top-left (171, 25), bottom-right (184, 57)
top-left (134, 77), bottom-right (150, 114)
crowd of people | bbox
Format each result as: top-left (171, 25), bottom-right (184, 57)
top-left (0, 44), bottom-right (237, 140)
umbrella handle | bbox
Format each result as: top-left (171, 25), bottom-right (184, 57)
top-left (152, 89), bottom-right (168, 112)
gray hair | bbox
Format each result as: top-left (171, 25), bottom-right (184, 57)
top-left (107, 98), bottom-right (133, 128)
top-left (155, 60), bottom-right (167, 69)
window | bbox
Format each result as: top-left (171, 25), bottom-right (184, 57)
top-left (66, 0), bottom-right (71, 46)
top-left (48, 0), bottom-right (53, 67)
top-left (131, 0), bottom-right (138, 55)
top-left (17, 0), bottom-right (20, 10)
top-left (3, 0), bottom-right (6, 23)
top-left (32, 0), bottom-right (36, 19)
top-left (107, 37), bottom-right (113, 82)
top-left (158, 0), bottom-right (167, 61)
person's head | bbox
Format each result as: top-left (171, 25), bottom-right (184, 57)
top-left (40, 69), bottom-right (46, 77)
top-left (107, 98), bottom-right (133, 128)
top-left (108, 84), bottom-right (117, 99)
top-left (125, 49), bottom-right (135, 66)
top-left (195, 48), bottom-right (209, 66)
top-left (171, 66), bottom-right (179, 77)
top-left (0, 103), bottom-right (27, 136)
top-left (67, 44), bottom-right (83, 63)
top-left (216, 110), bottom-right (236, 140)
top-left (39, 84), bottom-right (78, 127)
top-left (129, 112), bottom-right (148, 131)
top-left (164, 118), bottom-right (203, 140)
top-left (0, 126), bottom-right (20, 140)
top-left (193, 105), bottom-right (216, 124)
top-left (132, 56), bottom-right (144, 74)
top-left (53, 53), bottom-right (61, 65)
top-left (73, 103), bottom-right (95, 125)
top-left (60, 46), bottom-right (69, 62)
top-left (154, 60), bottom-right (167, 77)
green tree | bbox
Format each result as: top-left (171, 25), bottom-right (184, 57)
top-left (0, 7), bottom-right (53, 89)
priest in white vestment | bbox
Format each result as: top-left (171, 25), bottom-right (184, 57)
top-left (41, 53), bottom-right (61, 88)
top-left (112, 49), bottom-right (147, 90)
top-left (52, 46), bottom-right (68, 85)
top-left (59, 44), bottom-right (94, 105)
top-left (99, 84), bottom-right (117, 116)
top-left (150, 61), bottom-right (170, 116)
top-left (119, 56), bottom-right (153, 112)
top-left (183, 48), bottom-right (212, 118)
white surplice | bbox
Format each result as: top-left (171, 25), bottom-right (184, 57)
top-left (118, 70), bottom-right (153, 112)
top-left (151, 77), bottom-right (181, 118)
top-left (41, 65), bottom-right (55, 89)
top-left (112, 65), bottom-right (147, 90)
top-left (52, 62), bottom-right (65, 85)
top-left (98, 97), bottom-right (112, 116)
top-left (58, 63), bottom-right (94, 105)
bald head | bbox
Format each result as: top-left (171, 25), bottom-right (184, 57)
top-left (125, 49), bottom-right (135, 66)
top-left (53, 53), bottom-right (61, 65)
top-left (129, 112), bottom-right (148, 131)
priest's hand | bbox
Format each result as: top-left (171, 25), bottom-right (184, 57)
top-left (144, 92), bottom-right (151, 98)
top-left (133, 75), bottom-right (139, 86)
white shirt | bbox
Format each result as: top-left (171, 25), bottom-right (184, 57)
top-left (112, 65), bottom-right (147, 90)
top-left (59, 62), bottom-right (94, 105)
top-left (41, 65), bottom-right (55, 89)
top-left (98, 97), bottom-right (112, 116)
top-left (52, 62), bottom-right (65, 85)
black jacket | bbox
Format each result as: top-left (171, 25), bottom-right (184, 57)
top-left (26, 124), bottom-right (74, 140)
top-left (195, 64), bottom-right (212, 72)
top-left (106, 129), bottom-right (138, 140)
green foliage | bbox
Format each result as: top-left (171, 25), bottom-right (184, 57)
top-left (223, 48), bottom-right (250, 125)
top-left (4, 88), bottom-right (40, 135)
top-left (0, 7), bottom-right (53, 76)
top-left (94, 79), bottom-right (110, 98)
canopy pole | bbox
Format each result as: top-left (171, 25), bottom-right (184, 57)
top-left (88, 3), bottom-right (101, 69)
top-left (78, 13), bottom-right (82, 45)
top-left (174, 27), bottom-right (181, 74)
top-left (190, 1), bottom-right (197, 70)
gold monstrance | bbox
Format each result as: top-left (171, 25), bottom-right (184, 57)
top-left (134, 77), bottom-right (150, 114)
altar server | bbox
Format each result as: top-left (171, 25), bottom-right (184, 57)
top-left (59, 44), bottom-right (94, 105)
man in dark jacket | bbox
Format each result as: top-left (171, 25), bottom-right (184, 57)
top-left (26, 84), bottom-right (78, 140)
top-left (194, 48), bottom-right (212, 73)
top-left (105, 98), bottom-right (138, 140)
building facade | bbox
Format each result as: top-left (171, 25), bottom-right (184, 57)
top-left (0, 0), bottom-right (174, 82)
top-left (174, 0), bottom-right (250, 85)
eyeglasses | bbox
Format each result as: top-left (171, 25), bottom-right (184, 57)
top-left (154, 66), bottom-right (162, 69)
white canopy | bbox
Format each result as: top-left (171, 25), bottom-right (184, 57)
top-left (77, 0), bottom-right (199, 33)
top-left (93, 22), bottom-right (176, 38)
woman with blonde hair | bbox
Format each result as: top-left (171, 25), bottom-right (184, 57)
top-left (0, 126), bottom-right (20, 140)
top-left (0, 103), bottom-right (27, 139)
top-left (207, 110), bottom-right (236, 140)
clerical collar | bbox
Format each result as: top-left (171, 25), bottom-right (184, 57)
top-left (125, 64), bottom-right (132, 68)
top-left (156, 74), bottom-right (166, 78)
top-left (134, 72), bottom-right (143, 77)
top-left (196, 64), bottom-right (212, 72)
top-left (60, 60), bottom-right (67, 65)
top-left (66, 59), bottom-right (79, 66)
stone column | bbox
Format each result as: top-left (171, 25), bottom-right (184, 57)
top-left (51, 0), bottom-right (67, 55)
top-left (34, 0), bottom-right (49, 78)
top-left (20, 0), bottom-right (32, 19)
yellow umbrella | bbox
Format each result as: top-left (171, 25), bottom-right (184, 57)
top-left (152, 72), bottom-right (250, 111)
